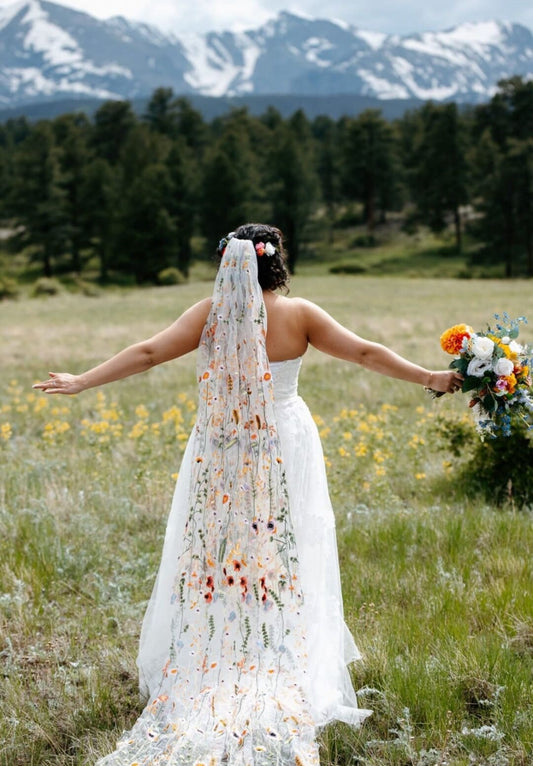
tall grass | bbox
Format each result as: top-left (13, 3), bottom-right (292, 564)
top-left (1, 276), bottom-right (532, 765)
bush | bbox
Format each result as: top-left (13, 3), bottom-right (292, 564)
top-left (0, 276), bottom-right (20, 300)
top-left (73, 278), bottom-right (101, 297)
top-left (351, 234), bottom-right (377, 248)
top-left (437, 415), bottom-right (533, 508)
top-left (466, 424), bottom-right (533, 508)
top-left (31, 277), bottom-right (63, 296)
top-left (329, 261), bottom-right (367, 275)
top-left (157, 267), bottom-right (186, 286)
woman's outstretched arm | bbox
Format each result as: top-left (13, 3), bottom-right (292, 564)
top-left (33, 298), bottom-right (212, 395)
top-left (300, 299), bottom-right (463, 394)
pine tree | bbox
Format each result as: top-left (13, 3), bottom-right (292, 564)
top-left (472, 133), bottom-right (533, 277)
top-left (201, 119), bottom-right (256, 248)
top-left (173, 97), bottom-right (208, 159)
top-left (9, 122), bottom-right (69, 277)
top-left (144, 87), bottom-right (179, 137)
top-left (79, 158), bottom-right (119, 283)
top-left (92, 100), bottom-right (135, 165)
top-left (470, 78), bottom-right (533, 275)
top-left (410, 103), bottom-right (468, 251)
top-left (268, 118), bottom-right (317, 273)
top-left (341, 110), bottom-right (397, 234)
top-left (116, 164), bottom-right (177, 283)
top-left (312, 116), bottom-right (343, 241)
top-left (53, 113), bottom-right (93, 273)
top-left (166, 139), bottom-right (198, 276)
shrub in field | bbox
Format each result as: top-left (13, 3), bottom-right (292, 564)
top-left (73, 277), bottom-right (101, 297)
top-left (157, 267), bottom-right (186, 286)
top-left (32, 276), bottom-right (63, 296)
top-left (466, 423), bottom-right (533, 507)
top-left (436, 414), bottom-right (533, 508)
top-left (0, 275), bottom-right (19, 299)
top-left (329, 261), bottom-right (367, 275)
top-left (351, 234), bottom-right (377, 248)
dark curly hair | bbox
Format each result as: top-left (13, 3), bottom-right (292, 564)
top-left (216, 223), bottom-right (290, 292)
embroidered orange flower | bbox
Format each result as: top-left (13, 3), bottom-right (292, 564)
top-left (222, 494), bottom-right (229, 504)
top-left (202, 371), bottom-right (210, 380)
top-left (263, 372), bottom-right (271, 381)
top-left (440, 324), bottom-right (473, 354)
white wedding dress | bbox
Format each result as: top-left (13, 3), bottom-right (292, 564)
top-left (138, 357), bottom-right (370, 727)
top-left (96, 241), bottom-right (370, 766)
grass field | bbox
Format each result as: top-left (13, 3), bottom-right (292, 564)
top-left (1, 275), bottom-right (532, 766)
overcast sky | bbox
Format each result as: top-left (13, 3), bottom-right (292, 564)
top-left (4, 0), bottom-right (533, 36)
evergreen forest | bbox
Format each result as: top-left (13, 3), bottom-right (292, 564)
top-left (0, 76), bottom-right (532, 294)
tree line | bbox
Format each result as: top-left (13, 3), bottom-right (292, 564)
top-left (0, 76), bottom-right (531, 282)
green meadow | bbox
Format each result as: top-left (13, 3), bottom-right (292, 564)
top-left (1, 275), bottom-right (532, 765)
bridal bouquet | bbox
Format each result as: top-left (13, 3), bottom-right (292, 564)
top-left (436, 314), bottom-right (533, 438)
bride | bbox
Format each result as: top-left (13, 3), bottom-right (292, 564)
top-left (34, 223), bottom-right (461, 765)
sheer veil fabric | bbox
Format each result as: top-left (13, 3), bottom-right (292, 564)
top-left (95, 238), bottom-right (371, 766)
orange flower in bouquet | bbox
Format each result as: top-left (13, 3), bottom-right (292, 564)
top-left (440, 324), bottom-right (473, 355)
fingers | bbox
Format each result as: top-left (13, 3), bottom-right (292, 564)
top-left (32, 373), bottom-right (64, 394)
top-left (449, 373), bottom-right (463, 394)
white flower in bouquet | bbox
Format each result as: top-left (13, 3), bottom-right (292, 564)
top-left (509, 340), bottom-right (523, 354)
top-left (471, 335), bottom-right (494, 359)
top-left (494, 357), bottom-right (515, 376)
top-left (467, 358), bottom-right (492, 377)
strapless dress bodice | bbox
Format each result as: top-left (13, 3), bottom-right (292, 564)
top-left (269, 356), bottom-right (303, 402)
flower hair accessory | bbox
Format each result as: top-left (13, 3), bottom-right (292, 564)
top-left (255, 241), bottom-right (276, 257)
top-left (218, 231), bottom-right (235, 256)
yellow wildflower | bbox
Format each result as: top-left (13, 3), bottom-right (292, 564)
top-left (135, 404), bottom-right (150, 419)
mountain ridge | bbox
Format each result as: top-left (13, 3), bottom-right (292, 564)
top-left (0, 0), bottom-right (531, 108)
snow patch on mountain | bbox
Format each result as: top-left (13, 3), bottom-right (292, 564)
top-left (358, 69), bottom-right (410, 99)
top-left (0, 0), bottom-right (26, 31)
top-left (356, 29), bottom-right (388, 51)
top-left (107, 15), bottom-right (179, 47)
top-left (21, 0), bottom-right (81, 66)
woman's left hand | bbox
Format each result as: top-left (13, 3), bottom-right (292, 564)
top-left (33, 372), bottom-right (84, 395)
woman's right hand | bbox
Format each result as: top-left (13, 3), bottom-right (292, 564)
top-left (32, 372), bottom-right (85, 395)
top-left (428, 370), bottom-right (464, 394)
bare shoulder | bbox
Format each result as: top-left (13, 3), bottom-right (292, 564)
top-left (282, 296), bottom-right (335, 326)
top-left (263, 293), bottom-right (316, 315)
top-left (180, 296), bottom-right (212, 324)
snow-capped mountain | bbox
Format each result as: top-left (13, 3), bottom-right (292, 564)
top-left (0, 0), bottom-right (532, 108)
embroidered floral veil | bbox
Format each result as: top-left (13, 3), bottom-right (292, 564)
top-left (98, 237), bottom-right (319, 765)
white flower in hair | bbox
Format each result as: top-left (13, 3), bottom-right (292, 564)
top-left (265, 242), bottom-right (276, 256)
